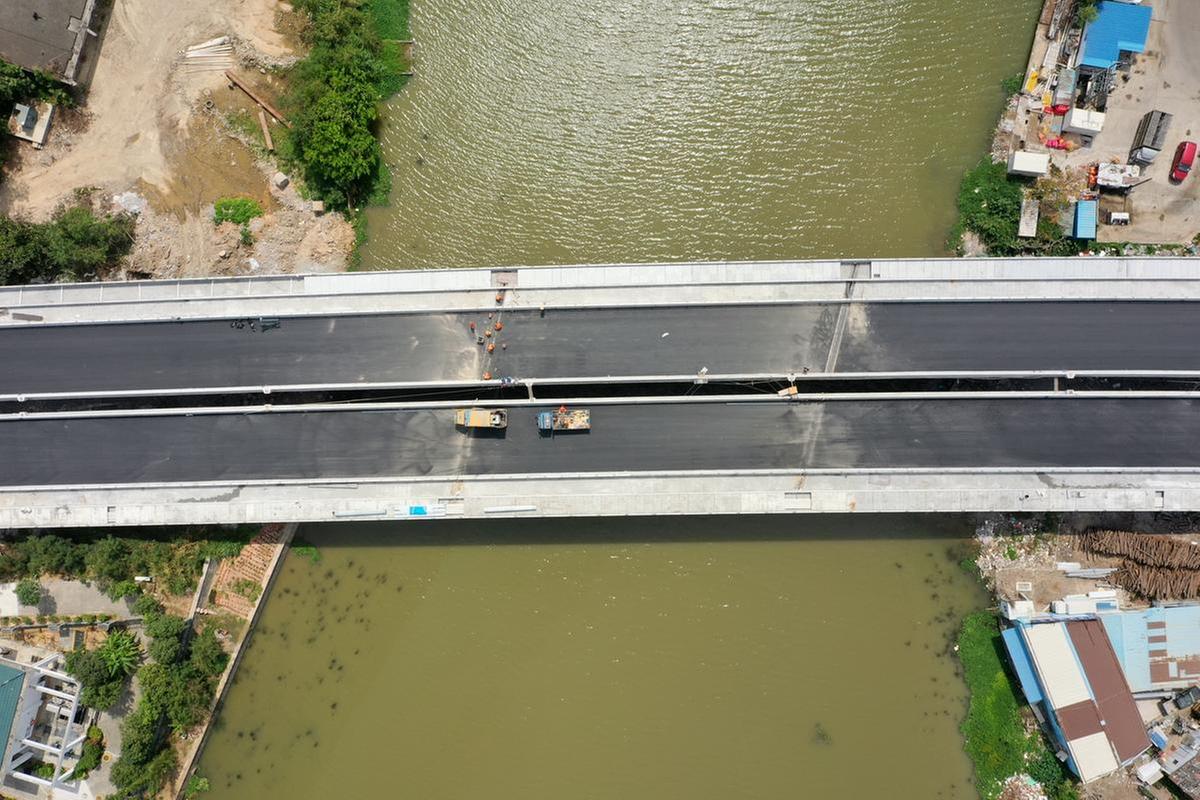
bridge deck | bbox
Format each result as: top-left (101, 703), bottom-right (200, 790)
top-left (1, 301), bottom-right (1199, 394)
top-left (2, 396), bottom-right (1197, 488)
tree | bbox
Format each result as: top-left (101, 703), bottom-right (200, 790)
top-left (189, 628), bottom-right (228, 677)
top-left (133, 593), bottom-right (164, 619)
top-left (14, 578), bottom-right (41, 607)
top-left (86, 536), bottom-right (134, 586)
top-left (65, 649), bottom-right (125, 710)
top-left (148, 635), bottom-right (183, 666)
top-left (97, 631), bottom-right (141, 678)
top-left (144, 613), bottom-right (187, 643)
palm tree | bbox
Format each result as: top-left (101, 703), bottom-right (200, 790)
top-left (97, 631), bottom-right (141, 678)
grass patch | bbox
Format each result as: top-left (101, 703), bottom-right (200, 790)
top-left (957, 611), bottom-right (1077, 800)
top-left (291, 538), bottom-right (322, 564)
top-left (367, 0), bottom-right (410, 40)
top-left (213, 197), bottom-right (264, 226)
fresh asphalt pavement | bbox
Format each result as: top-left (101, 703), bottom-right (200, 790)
top-left (3, 301), bottom-right (1200, 394)
top-left (2, 397), bottom-right (1199, 487)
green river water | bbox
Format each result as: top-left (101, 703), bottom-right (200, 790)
top-left (198, 1), bottom-right (1039, 796)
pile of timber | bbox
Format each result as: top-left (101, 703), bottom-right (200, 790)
top-left (183, 36), bottom-right (234, 73)
top-left (1081, 530), bottom-right (1200, 570)
top-left (1082, 530), bottom-right (1200, 599)
top-left (1114, 564), bottom-right (1200, 600)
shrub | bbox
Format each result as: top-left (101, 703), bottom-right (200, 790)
top-left (98, 630), bottom-right (142, 678)
top-left (149, 635), bottom-right (183, 666)
top-left (86, 536), bottom-right (135, 586)
top-left (0, 208), bottom-right (134, 286)
top-left (954, 159), bottom-right (1024, 256)
top-left (71, 737), bottom-right (103, 779)
top-left (213, 197), bottom-right (263, 227)
top-left (14, 578), bottom-right (41, 607)
top-left (144, 613), bottom-right (187, 643)
top-left (185, 775), bottom-right (212, 798)
top-left (958, 612), bottom-right (1036, 799)
top-left (133, 593), bottom-right (164, 620)
top-left (107, 579), bottom-right (141, 601)
top-left (189, 628), bottom-right (228, 678)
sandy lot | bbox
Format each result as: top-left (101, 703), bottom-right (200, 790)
top-left (1060, 0), bottom-right (1200, 244)
top-left (0, 0), bottom-right (355, 277)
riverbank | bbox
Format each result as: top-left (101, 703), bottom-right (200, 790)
top-left (954, 0), bottom-right (1200, 256)
top-left (0, 0), bottom-right (418, 283)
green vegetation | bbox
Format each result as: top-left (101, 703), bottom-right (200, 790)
top-left (14, 578), bottom-right (41, 607)
top-left (0, 206), bottom-right (134, 286)
top-left (0, 529), bottom-right (254, 597)
top-left (230, 578), bottom-right (263, 603)
top-left (1077, 0), bottom-right (1099, 26)
top-left (0, 62), bottom-right (69, 175)
top-left (951, 159), bottom-right (1088, 257)
top-left (214, 196), bottom-right (264, 247)
top-left (110, 596), bottom-right (229, 797)
top-left (957, 611), bottom-right (1078, 800)
top-left (184, 775), bottom-right (212, 798)
top-left (71, 727), bottom-right (105, 780)
top-left (284, 0), bottom-right (409, 209)
top-left (213, 196), bottom-right (264, 226)
top-left (292, 538), bottom-right (322, 564)
top-left (66, 647), bottom-right (127, 710)
top-left (98, 630), bottom-right (142, 677)
top-left (1000, 73), bottom-right (1024, 97)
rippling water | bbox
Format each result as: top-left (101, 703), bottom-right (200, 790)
top-left (363, 0), bottom-right (1039, 268)
top-left (198, 518), bottom-right (987, 799)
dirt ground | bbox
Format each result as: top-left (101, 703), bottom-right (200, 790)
top-left (0, 0), bottom-right (355, 277)
top-left (1060, 0), bottom-right (1200, 243)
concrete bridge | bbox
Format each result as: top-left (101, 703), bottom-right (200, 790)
top-left (3, 257), bottom-right (1200, 527)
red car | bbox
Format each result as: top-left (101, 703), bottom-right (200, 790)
top-left (1170, 140), bottom-right (1197, 182)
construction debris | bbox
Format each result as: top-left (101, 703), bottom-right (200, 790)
top-left (183, 35), bottom-right (234, 72)
top-left (225, 70), bottom-right (291, 128)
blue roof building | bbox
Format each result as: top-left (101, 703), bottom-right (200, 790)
top-left (1080, 1), bottom-right (1153, 71)
top-left (1074, 200), bottom-right (1098, 239)
top-left (1101, 605), bottom-right (1200, 694)
top-left (1001, 619), bottom-right (1150, 783)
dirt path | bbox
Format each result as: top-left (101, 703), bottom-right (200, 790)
top-left (0, 0), bottom-right (355, 277)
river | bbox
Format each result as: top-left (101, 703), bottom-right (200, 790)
top-left (199, 0), bottom-right (1039, 796)
top-left (362, 0), bottom-right (1039, 268)
top-left (199, 518), bottom-right (986, 799)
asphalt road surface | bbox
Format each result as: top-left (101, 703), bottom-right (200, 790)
top-left (2, 397), bottom-right (1197, 487)
top-left (2, 301), bottom-right (1200, 394)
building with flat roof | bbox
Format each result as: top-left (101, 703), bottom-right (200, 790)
top-left (0, 652), bottom-right (86, 793)
top-left (0, 0), bottom-right (99, 85)
top-left (1079, 0), bottom-right (1152, 71)
top-left (1003, 618), bottom-right (1151, 782)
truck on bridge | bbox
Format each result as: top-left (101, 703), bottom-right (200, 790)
top-left (537, 407), bottom-right (591, 433)
top-left (455, 408), bottom-right (508, 430)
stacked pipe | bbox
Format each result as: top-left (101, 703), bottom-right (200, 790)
top-left (1114, 564), bottom-right (1200, 600)
top-left (182, 36), bottom-right (234, 73)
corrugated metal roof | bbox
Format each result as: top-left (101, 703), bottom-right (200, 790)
top-left (1071, 730), bottom-right (1121, 783)
top-left (1003, 627), bottom-right (1044, 704)
top-left (1081, 1), bottom-right (1153, 70)
top-left (1101, 605), bottom-right (1200, 693)
top-left (1066, 619), bottom-right (1151, 764)
top-left (0, 665), bottom-right (25, 765)
top-left (1025, 623), bottom-right (1093, 708)
top-left (1075, 200), bottom-right (1098, 239)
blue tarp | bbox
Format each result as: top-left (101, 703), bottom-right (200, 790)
top-left (1075, 200), bottom-right (1098, 239)
top-left (1081, 1), bottom-right (1153, 70)
top-left (1002, 627), bottom-right (1044, 705)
